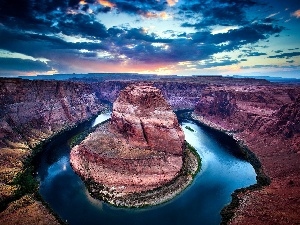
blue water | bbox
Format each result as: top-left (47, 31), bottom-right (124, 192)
top-left (35, 114), bottom-right (256, 225)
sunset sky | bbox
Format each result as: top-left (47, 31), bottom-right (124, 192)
top-left (0, 0), bottom-right (299, 77)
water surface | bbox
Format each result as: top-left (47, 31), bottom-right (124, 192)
top-left (35, 114), bottom-right (256, 225)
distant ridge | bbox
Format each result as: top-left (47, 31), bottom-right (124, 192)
top-left (231, 75), bottom-right (300, 84)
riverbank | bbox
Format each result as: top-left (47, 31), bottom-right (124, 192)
top-left (0, 111), bottom-right (106, 225)
top-left (76, 140), bottom-right (200, 208)
top-left (177, 111), bottom-right (269, 224)
top-left (191, 112), bottom-right (300, 225)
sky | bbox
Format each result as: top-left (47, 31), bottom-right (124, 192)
top-left (0, 0), bottom-right (299, 78)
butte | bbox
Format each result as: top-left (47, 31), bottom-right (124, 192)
top-left (70, 83), bottom-right (198, 206)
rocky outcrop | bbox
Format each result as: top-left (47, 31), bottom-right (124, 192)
top-left (1, 75), bottom-right (300, 224)
top-left (70, 84), bottom-right (185, 203)
top-left (193, 83), bottom-right (300, 225)
top-left (276, 95), bottom-right (300, 137)
top-left (0, 78), bottom-right (105, 224)
top-left (110, 84), bottom-right (184, 155)
top-left (195, 90), bottom-right (237, 118)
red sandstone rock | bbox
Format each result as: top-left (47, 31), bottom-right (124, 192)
top-left (0, 78), bottom-right (105, 224)
top-left (193, 84), bottom-right (300, 225)
top-left (1, 76), bottom-right (300, 223)
top-left (110, 84), bottom-right (184, 155)
top-left (70, 84), bottom-right (184, 195)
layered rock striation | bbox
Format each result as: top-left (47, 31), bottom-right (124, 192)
top-left (0, 78), bottom-right (105, 224)
top-left (193, 84), bottom-right (300, 225)
top-left (110, 84), bottom-right (184, 155)
top-left (1, 76), bottom-right (300, 224)
top-left (70, 84), bottom-right (186, 202)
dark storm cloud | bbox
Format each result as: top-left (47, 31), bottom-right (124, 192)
top-left (123, 28), bottom-right (172, 43)
top-left (111, 36), bottom-right (218, 63)
top-left (180, 0), bottom-right (259, 28)
top-left (0, 0), bottom-right (291, 72)
top-left (268, 52), bottom-right (300, 59)
top-left (208, 23), bottom-right (283, 52)
top-left (55, 14), bottom-right (109, 39)
top-left (0, 27), bottom-right (106, 59)
top-left (0, 0), bottom-right (80, 21)
top-left (112, 0), bottom-right (167, 13)
top-left (0, 58), bottom-right (51, 72)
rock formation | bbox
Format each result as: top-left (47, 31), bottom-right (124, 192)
top-left (70, 84), bottom-right (185, 198)
top-left (110, 84), bottom-right (184, 155)
top-left (193, 83), bottom-right (300, 225)
top-left (0, 78), bottom-right (105, 224)
top-left (1, 76), bottom-right (300, 224)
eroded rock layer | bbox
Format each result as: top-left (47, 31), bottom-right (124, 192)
top-left (70, 84), bottom-right (184, 196)
top-left (193, 84), bottom-right (300, 225)
top-left (1, 76), bottom-right (300, 224)
top-left (110, 84), bottom-right (185, 155)
top-left (0, 78), bottom-right (105, 224)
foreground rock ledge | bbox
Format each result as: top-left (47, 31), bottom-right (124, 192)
top-left (70, 84), bottom-right (199, 206)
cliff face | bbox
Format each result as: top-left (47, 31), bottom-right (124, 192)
top-left (0, 78), bottom-right (105, 224)
top-left (93, 79), bottom-right (205, 110)
top-left (193, 83), bottom-right (300, 225)
top-left (70, 84), bottom-right (184, 196)
top-left (1, 76), bottom-right (300, 224)
top-left (0, 79), bottom-right (103, 148)
top-left (110, 84), bottom-right (184, 155)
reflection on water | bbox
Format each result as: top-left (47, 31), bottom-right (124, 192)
top-left (91, 113), bottom-right (110, 127)
top-left (35, 114), bottom-right (256, 225)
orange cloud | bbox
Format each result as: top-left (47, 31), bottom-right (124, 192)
top-left (142, 11), bottom-right (158, 19)
top-left (160, 12), bottom-right (171, 20)
top-left (141, 11), bottom-right (170, 19)
top-left (292, 9), bottom-right (300, 18)
top-left (167, 0), bottom-right (178, 7)
top-left (98, 0), bottom-right (115, 8)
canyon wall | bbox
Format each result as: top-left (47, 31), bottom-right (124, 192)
top-left (0, 76), bottom-right (299, 224)
top-left (94, 77), bottom-right (300, 224)
top-left (0, 78), bottom-right (105, 225)
top-left (193, 83), bottom-right (300, 225)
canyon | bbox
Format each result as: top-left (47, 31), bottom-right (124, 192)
top-left (70, 84), bottom-right (199, 207)
top-left (0, 76), bottom-right (299, 224)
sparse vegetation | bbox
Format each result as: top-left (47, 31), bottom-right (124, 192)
top-left (185, 141), bottom-right (201, 177)
top-left (12, 167), bottom-right (38, 198)
top-left (185, 126), bottom-right (195, 132)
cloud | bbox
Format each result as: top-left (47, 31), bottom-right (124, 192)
top-left (55, 14), bottom-right (109, 39)
top-left (241, 64), bottom-right (300, 69)
top-left (286, 60), bottom-right (295, 63)
top-left (274, 50), bottom-right (283, 53)
top-left (167, 0), bottom-right (178, 7)
top-left (98, 0), bottom-right (115, 8)
top-left (0, 0), bottom-right (293, 75)
top-left (266, 12), bottom-right (280, 18)
top-left (180, 0), bottom-right (258, 29)
top-left (196, 58), bottom-right (240, 69)
top-left (240, 51), bottom-right (267, 57)
top-left (292, 9), bottom-right (300, 18)
top-left (268, 52), bottom-right (300, 59)
top-left (209, 23), bottom-right (283, 51)
top-left (0, 58), bottom-right (52, 72)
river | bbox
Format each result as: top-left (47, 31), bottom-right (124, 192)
top-left (34, 113), bottom-right (256, 225)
